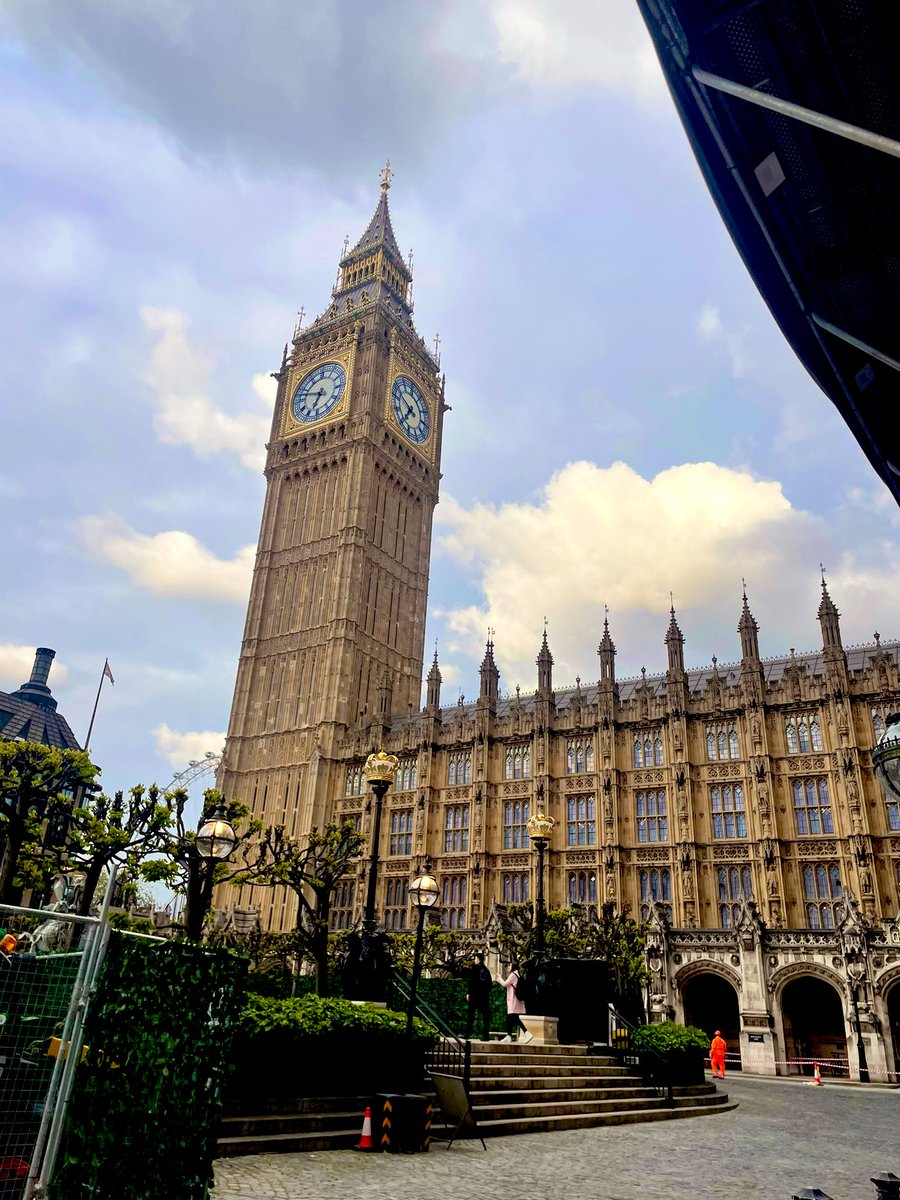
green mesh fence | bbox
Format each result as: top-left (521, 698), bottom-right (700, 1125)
top-left (50, 933), bottom-right (248, 1200)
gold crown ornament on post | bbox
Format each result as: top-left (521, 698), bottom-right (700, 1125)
top-left (364, 750), bottom-right (399, 787)
top-left (527, 810), bottom-right (556, 841)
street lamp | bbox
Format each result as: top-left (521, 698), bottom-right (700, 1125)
top-left (872, 713), bottom-right (900, 803)
top-left (362, 750), bottom-right (399, 931)
top-left (846, 953), bottom-right (870, 1083)
top-left (406, 858), bottom-right (440, 1036)
top-left (526, 810), bottom-right (555, 960)
top-left (187, 804), bottom-right (237, 940)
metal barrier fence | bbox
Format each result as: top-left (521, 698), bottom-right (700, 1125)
top-left (0, 869), bottom-right (127, 1199)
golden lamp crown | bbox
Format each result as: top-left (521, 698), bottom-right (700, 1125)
top-left (527, 810), bottom-right (555, 840)
top-left (364, 749), bottom-right (399, 786)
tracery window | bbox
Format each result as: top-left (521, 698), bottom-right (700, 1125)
top-left (447, 752), bottom-right (472, 787)
top-left (717, 865), bottom-right (753, 928)
top-left (706, 722), bottom-right (739, 761)
top-left (803, 864), bottom-right (842, 929)
top-left (444, 804), bottom-right (470, 852)
top-left (388, 808), bottom-right (413, 856)
top-left (330, 879), bottom-right (356, 930)
top-left (396, 759), bottom-right (417, 791)
top-left (566, 796), bottom-right (596, 846)
top-left (639, 868), bottom-right (671, 921)
top-left (710, 784), bottom-right (747, 839)
top-left (636, 790), bottom-right (668, 843)
top-left (568, 871), bottom-right (598, 905)
top-left (785, 714), bottom-right (823, 754)
top-left (505, 744), bottom-right (531, 780)
top-left (633, 732), bottom-right (664, 769)
top-left (345, 766), bottom-right (365, 797)
top-left (502, 872), bottom-right (530, 904)
top-left (793, 778), bottom-right (833, 836)
top-left (566, 737), bottom-right (595, 774)
top-left (442, 875), bottom-right (467, 929)
top-left (384, 879), bottom-right (409, 930)
top-left (503, 800), bottom-right (530, 849)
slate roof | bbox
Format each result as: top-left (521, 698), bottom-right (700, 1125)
top-left (0, 649), bottom-right (81, 750)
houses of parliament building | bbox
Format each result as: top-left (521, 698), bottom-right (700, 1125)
top-left (221, 168), bottom-right (900, 1079)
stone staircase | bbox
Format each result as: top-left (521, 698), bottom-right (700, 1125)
top-left (217, 1042), bottom-right (734, 1157)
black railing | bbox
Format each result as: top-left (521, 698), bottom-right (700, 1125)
top-left (607, 1003), bottom-right (673, 1104)
top-left (390, 970), bottom-right (471, 1090)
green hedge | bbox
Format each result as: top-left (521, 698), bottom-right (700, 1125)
top-left (239, 993), bottom-right (437, 1046)
top-left (632, 1022), bottom-right (709, 1053)
top-left (415, 977), bottom-right (507, 1036)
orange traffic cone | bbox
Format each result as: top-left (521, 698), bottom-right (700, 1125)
top-left (812, 1062), bottom-right (823, 1086)
top-left (355, 1106), bottom-right (373, 1151)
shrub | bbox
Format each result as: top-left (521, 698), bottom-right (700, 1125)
top-left (632, 1022), bottom-right (709, 1054)
top-left (239, 993), bottom-right (438, 1047)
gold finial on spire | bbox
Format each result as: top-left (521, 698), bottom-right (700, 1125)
top-left (380, 160), bottom-right (393, 191)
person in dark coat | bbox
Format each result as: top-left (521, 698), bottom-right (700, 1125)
top-left (464, 952), bottom-right (493, 1041)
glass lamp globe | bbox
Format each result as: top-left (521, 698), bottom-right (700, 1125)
top-left (872, 713), bottom-right (900, 802)
top-left (410, 860), bottom-right (440, 909)
top-left (196, 805), bottom-right (238, 860)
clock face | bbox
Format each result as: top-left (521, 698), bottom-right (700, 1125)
top-left (391, 375), bottom-right (430, 444)
top-left (291, 361), bottom-right (347, 423)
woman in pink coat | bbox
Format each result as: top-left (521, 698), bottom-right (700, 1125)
top-left (497, 962), bottom-right (533, 1044)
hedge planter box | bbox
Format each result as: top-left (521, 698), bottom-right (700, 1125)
top-left (228, 1032), bottom-right (426, 1099)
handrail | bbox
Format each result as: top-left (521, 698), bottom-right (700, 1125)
top-left (390, 969), bottom-right (471, 1090)
top-left (607, 1003), bottom-right (673, 1104)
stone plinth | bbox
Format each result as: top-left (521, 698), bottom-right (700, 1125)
top-left (520, 1015), bottom-right (559, 1045)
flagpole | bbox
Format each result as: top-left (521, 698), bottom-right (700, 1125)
top-left (84, 659), bottom-right (109, 752)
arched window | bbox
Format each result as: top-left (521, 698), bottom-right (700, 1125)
top-left (786, 720), bottom-right (798, 754)
top-left (634, 739), bottom-right (643, 768)
top-left (443, 804), bottom-right (470, 852)
top-left (793, 777), bottom-right (833, 836)
top-left (810, 720), bottom-right (822, 752)
top-left (718, 731), bottom-right (727, 760)
top-left (568, 871), bottom-right (598, 905)
top-left (442, 875), bottom-right (467, 930)
top-left (503, 872), bottom-right (529, 904)
top-left (566, 796), bottom-right (596, 845)
top-left (567, 746), bottom-right (575, 774)
top-left (706, 722), bottom-right (739, 761)
top-left (653, 737), bottom-right (663, 766)
top-left (389, 809), bottom-right (413, 856)
top-left (707, 732), bottom-right (715, 760)
top-left (636, 790), bottom-right (668, 842)
top-left (644, 737), bottom-right (653, 766)
top-left (798, 721), bottom-right (811, 753)
top-left (384, 878), bottom-right (409, 931)
top-left (523, 747), bottom-right (531, 777)
top-left (803, 861), bottom-right (842, 927)
top-left (729, 729), bottom-right (738, 759)
top-left (448, 759), bottom-right (457, 787)
top-left (505, 750), bottom-right (513, 780)
top-left (710, 784), bottom-right (747, 838)
top-left (503, 801), bottom-right (530, 849)
top-left (585, 743), bottom-right (594, 772)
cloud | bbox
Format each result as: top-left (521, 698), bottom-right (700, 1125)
top-left (141, 307), bottom-right (272, 471)
top-left (434, 459), bottom-right (900, 688)
top-left (154, 723), bottom-right (225, 770)
top-left (697, 304), bottom-right (750, 378)
top-left (77, 516), bottom-right (254, 603)
top-left (488, 0), bottom-right (664, 100)
top-left (0, 645), bottom-right (68, 690)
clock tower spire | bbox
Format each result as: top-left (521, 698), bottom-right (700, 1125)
top-left (220, 169), bottom-right (446, 928)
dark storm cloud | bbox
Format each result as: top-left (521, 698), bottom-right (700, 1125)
top-left (3, 0), bottom-right (495, 177)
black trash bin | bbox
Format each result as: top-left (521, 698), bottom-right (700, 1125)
top-left (372, 1092), bottom-right (431, 1153)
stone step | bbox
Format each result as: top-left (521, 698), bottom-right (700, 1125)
top-left (220, 1110), bottom-right (365, 1138)
top-left (471, 1095), bottom-right (667, 1122)
top-left (469, 1052), bottom-right (619, 1068)
top-left (469, 1062), bottom-right (633, 1079)
top-left (474, 1099), bottom-right (737, 1138)
top-left (222, 1095), bottom-right (369, 1117)
top-left (462, 1041), bottom-right (595, 1057)
top-left (471, 1085), bottom-right (660, 1106)
top-left (467, 1072), bottom-right (646, 1091)
top-left (217, 1129), bottom-right (362, 1157)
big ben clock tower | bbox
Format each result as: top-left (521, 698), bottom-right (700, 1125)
top-left (220, 166), bottom-right (445, 916)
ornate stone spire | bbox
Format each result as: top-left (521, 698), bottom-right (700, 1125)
top-left (738, 579), bottom-right (760, 662)
top-left (426, 645), bottom-right (442, 712)
top-left (817, 570), bottom-right (844, 658)
top-left (598, 606), bottom-right (617, 689)
top-left (479, 631), bottom-right (500, 708)
top-left (536, 622), bottom-right (554, 698)
top-left (665, 598), bottom-right (685, 678)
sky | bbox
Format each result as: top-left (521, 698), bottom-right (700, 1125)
top-left (2, 0), bottom-right (899, 800)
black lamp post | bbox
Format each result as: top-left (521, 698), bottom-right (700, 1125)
top-left (406, 857), bottom-right (440, 1036)
top-left (526, 810), bottom-right (555, 960)
top-left (362, 750), bottom-right (399, 930)
top-left (846, 953), bottom-right (870, 1083)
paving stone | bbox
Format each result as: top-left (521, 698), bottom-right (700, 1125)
top-left (213, 1075), bottom-right (899, 1200)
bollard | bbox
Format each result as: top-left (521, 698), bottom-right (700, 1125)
top-left (871, 1174), bottom-right (900, 1200)
top-left (792, 1191), bottom-right (832, 1200)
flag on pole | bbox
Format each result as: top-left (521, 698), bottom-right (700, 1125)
top-left (103, 660), bottom-right (115, 686)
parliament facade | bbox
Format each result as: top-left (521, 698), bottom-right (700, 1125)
top-left (221, 169), bottom-right (900, 1079)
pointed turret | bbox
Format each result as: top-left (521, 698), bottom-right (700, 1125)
top-left (318, 161), bottom-right (415, 328)
top-left (738, 581), bottom-right (760, 662)
top-left (425, 646), bottom-right (442, 712)
top-left (536, 625), bottom-right (554, 699)
top-left (665, 601), bottom-right (685, 679)
top-left (598, 608), bottom-right (617, 691)
top-left (479, 633), bottom-right (500, 709)
top-left (818, 575), bottom-right (844, 657)
top-left (377, 668), bottom-right (393, 718)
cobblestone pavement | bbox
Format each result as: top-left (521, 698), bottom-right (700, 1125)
top-left (213, 1075), bottom-right (899, 1200)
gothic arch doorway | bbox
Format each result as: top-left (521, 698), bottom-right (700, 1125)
top-left (780, 976), bottom-right (847, 1076)
top-left (681, 973), bottom-right (741, 1068)
top-left (887, 981), bottom-right (900, 1076)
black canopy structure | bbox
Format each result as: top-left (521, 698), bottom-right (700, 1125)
top-left (637, 0), bottom-right (900, 504)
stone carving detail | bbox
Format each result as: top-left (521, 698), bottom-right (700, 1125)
top-left (797, 840), bottom-right (838, 857)
top-left (498, 853), bottom-right (529, 868)
top-left (445, 787), bottom-right (471, 801)
top-left (635, 847), bottom-right (671, 863)
top-left (440, 857), bottom-right (469, 871)
top-left (566, 850), bottom-right (598, 866)
top-left (713, 845), bottom-right (749, 860)
top-left (385, 860), bottom-right (410, 874)
top-left (502, 782), bottom-right (529, 796)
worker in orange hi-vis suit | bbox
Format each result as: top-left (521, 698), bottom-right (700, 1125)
top-left (710, 1030), bottom-right (727, 1079)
